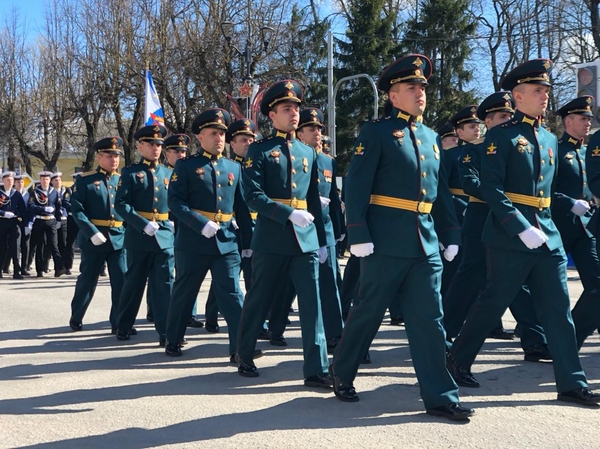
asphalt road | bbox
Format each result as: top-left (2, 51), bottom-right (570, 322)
top-left (0, 256), bottom-right (598, 448)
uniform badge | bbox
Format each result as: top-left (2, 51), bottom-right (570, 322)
top-left (323, 169), bottom-right (333, 182)
top-left (392, 129), bottom-right (405, 142)
top-left (548, 147), bottom-right (554, 165)
top-left (565, 152), bottom-right (575, 165)
top-left (93, 180), bottom-right (101, 190)
top-left (270, 150), bottom-right (281, 163)
top-left (487, 143), bottom-right (497, 155)
top-left (592, 147), bottom-right (600, 157)
top-left (302, 158), bottom-right (309, 173)
top-left (171, 173), bottom-right (178, 182)
top-left (354, 143), bottom-right (365, 156)
top-left (462, 154), bottom-right (471, 163)
top-left (433, 144), bottom-right (440, 159)
top-left (196, 167), bottom-right (205, 179)
top-left (163, 178), bottom-right (169, 188)
top-left (228, 173), bottom-right (234, 186)
top-left (246, 158), bottom-right (253, 168)
top-left (517, 137), bottom-right (529, 154)
top-left (136, 172), bottom-right (145, 180)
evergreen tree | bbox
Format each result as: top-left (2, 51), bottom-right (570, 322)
top-left (334, 0), bottom-right (400, 173)
top-left (400, 0), bottom-right (478, 130)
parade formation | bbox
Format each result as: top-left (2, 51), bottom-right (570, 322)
top-left (2, 54), bottom-right (600, 424)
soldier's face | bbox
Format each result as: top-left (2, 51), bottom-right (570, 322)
top-left (51, 177), bottom-right (62, 189)
top-left (565, 114), bottom-right (592, 140)
top-left (14, 179), bottom-right (23, 191)
top-left (389, 83), bottom-right (426, 116)
top-left (165, 148), bottom-right (187, 167)
top-left (39, 176), bottom-right (51, 190)
top-left (457, 123), bottom-right (481, 142)
top-left (97, 152), bottom-right (120, 172)
top-left (297, 125), bottom-right (322, 150)
top-left (198, 127), bottom-right (226, 155)
top-left (230, 135), bottom-right (254, 158)
top-left (269, 102), bottom-right (300, 132)
top-left (137, 141), bottom-right (162, 161)
top-left (486, 111), bottom-right (513, 129)
top-left (2, 175), bottom-right (13, 190)
top-left (514, 84), bottom-right (549, 117)
top-left (441, 136), bottom-right (459, 149)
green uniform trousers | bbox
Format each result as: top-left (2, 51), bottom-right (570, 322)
top-left (332, 252), bottom-right (459, 409)
top-left (167, 250), bottom-right (243, 354)
top-left (237, 251), bottom-right (328, 378)
top-left (70, 248), bottom-right (126, 329)
top-left (116, 248), bottom-right (174, 340)
top-left (451, 246), bottom-right (588, 393)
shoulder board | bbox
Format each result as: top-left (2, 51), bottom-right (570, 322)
top-left (501, 120), bottom-right (519, 128)
top-left (471, 137), bottom-right (484, 145)
top-left (79, 170), bottom-right (97, 177)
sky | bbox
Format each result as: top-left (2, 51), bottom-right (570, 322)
top-left (0, 0), bottom-right (46, 39)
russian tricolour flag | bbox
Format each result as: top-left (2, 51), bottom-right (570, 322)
top-left (144, 70), bottom-right (165, 126)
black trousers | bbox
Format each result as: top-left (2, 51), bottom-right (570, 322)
top-left (31, 218), bottom-right (64, 274)
top-left (0, 218), bottom-right (21, 275)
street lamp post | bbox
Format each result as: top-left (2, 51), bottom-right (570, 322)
top-left (221, 20), bottom-right (274, 118)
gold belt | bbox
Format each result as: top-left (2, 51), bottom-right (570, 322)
top-left (271, 198), bottom-right (308, 209)
top-left (450, 188), bottom-right (466, 196)
top-left (192, 209), bottom-right (233, 223)
top-left (91, 219), bottom-right (123, 227)
top-left (505, 192), bottom-right (551, 210)
top-left (469, 196), bottom-right (486, 204)
top-left (34, 215), bottom-right (55, 220)
top-left (369, 194), bottom-right (433, 214)
top-left (138, 211), bottom-right (169, 221)
top-left (250, 212), bottom-right (258, 220)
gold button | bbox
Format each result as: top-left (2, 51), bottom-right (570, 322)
top-left (111, 214), bottom-right (115, 219)
top-left (584, 182), bottom-right (587, 186)
top-left (422, 172), bottom-right (426, 178)
top-left (218, 184), bottom-right (221, 188)
top-left (317, 179), bottom-right (320, 183)
top-left (154, 177), bottom-right (158, 181)
top-left (539, 191), bottom-right (544, 196)
top-left (539, 176), bottom-right (544, 181)
top-left (417, 139), bottom-right (422, 145)
top-left (155, 187), bottom-right (158, 191)
top-left (154, 197), bottom-right (158, 202)
top-left (110, 194), bottom-right (114, 198)
top-left (218, 196), bottom-right (222, 201)
top-left (154, 209), bottom-right (158, 212)
top-left (292, 183), bottom-right (297, 188)
top-left (583, 170), bottom-right (586, 174)
top-left (421, 155), bottom-right (425, 161)
top-left (291, 156), bottom-right (296, 161)
top-left (216, 171), bottom-right (221, 175)
top-left (292, 169), bottom-right (296, 174)
top-left (109, 186), bottom-right (113, 190)
top-left (422, 189), bottom-right (426, 195)
top-left (111, 204), bottom-right (114, 208)
top-left (541, 160), bottom-right (545, 165)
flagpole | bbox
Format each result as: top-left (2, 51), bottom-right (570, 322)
top-left (144, 61), bottom-right (149, 126)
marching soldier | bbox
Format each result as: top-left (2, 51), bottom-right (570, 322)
top-left (69, 137), bottom-right (127, 332)
top-left (13, 175), bottom-right (31, 276)
top-left (438, 123), bottom-right (459, 149)
top-left (0, 171), bottom-right (27, 279)
top-left (330, 55), bottom-right (472, 420)
top-left (114, 125), bottom-right (174, 345)
top-left (448, 59), bottom-right (600, 406)
top-left (558, 96), bottom-right (600, 348)
top-left (235, 79), bottom-right (331, 388)
top-left (51, 173), bottom-right (70, 274)
top-left (27, 171), bottom-right (67, 278)
top-left (164, 109), bottom-right (255, 361)
top-left (268, 108), bottom-right (345, 353)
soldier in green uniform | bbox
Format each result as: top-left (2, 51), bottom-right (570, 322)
top-left (558, 96), bottom-right (600, 347)
top-left (164, 109), bottom-right (259, 361)
top-left (235, 79), bottom-right (331, 388)
top-left (69, 137), bottom-right (127, 332)
top-left (448, 59), bottom-right (600, 406)
top-left (330, 55), bottom-right (473, 421)
top-left (203, 119), bottom-right (262, 334)
top-left (438, 123), bottom-right (458, 149)
top-left (443, 92), bottom-right (549, 360)
top-left (268, 108), bottom-right (345, 352)
top-left (114, 125), bottom-right (174, 346)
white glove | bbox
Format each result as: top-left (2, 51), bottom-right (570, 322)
top-left (518, 226), bottom-right (548, 249)
top-left (91, 232), bottom-right (107, 246)
top-left (350, 242), bottom-right (374, 257)
top-left (168, 221), bottom-right (175, 231)
top-left (571, 199), bottom-right (590, 217)
top-left (288, 210), bottom-right (314, 228)
top-left (318, 246), bottom-right (328, 263)
top-left (25, 226), bottom-right (32, 236)
top-left (44, 206), bottom-right (55, 213)
top-left (201, 221), bottom-right (220, 238)
top-left (319, 196), bottom-right (331, 210)
top-left (56, 221), bottom-right (61, 229)
top-left (143, 221), bottom-right (160, 236)
top-left (443, 244), bottom-right (459, 262)
top-left (337, 233), bottom-right (346, 243)
top-left (232, 219), bottom-right (239, 230)
top-left (3, 211), bottom-right (14, 219)
top-left (241, 249), bottom-right (253, 258)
